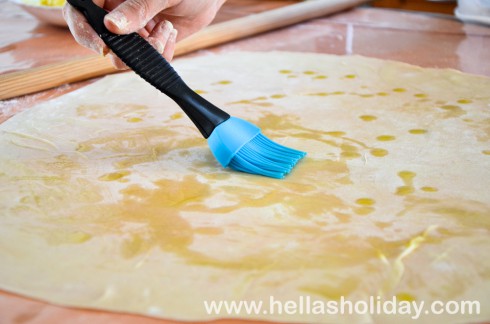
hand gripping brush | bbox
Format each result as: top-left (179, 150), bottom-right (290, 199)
top-left (67, 0), bottom-right (306, 179)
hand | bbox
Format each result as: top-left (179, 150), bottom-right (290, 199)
top-left (63, 0), bottom-right (226, 69)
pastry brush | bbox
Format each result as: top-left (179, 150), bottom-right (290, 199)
top-left (66, 0), bottom-right (306, 179)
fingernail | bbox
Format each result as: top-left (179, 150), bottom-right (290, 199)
top-left (88, 43), bottom-right (101, 55)
top-left (149, 38), bottom-right (164, 53)
top-left (105, 11), bottom-right (129, 32)
top-left (169, 28), bottom-right (178, 42)
top-left (156, 40), bottom-right (164, 53)
top-left (90, 43), bottom-right (105, 56)
top-left (163, 20), bottom-right (173, 33)
top-left (156, 20), bottom-right (173, 40)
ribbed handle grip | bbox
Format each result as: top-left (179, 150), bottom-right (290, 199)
top-left (101, 33), bottom-right (181, 91)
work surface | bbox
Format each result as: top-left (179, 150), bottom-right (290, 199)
top-left (1, 0), bottom-right (490, 323)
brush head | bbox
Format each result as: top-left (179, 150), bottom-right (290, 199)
top-left (207, 117), bottom-right (306, 179)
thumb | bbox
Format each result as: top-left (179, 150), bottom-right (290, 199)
top-left (104, 0), bottom-right (179, 34)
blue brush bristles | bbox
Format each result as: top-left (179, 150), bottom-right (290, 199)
top-left (229, 133), bottom-right (306, 179)
top-left (208, 117), bottom-right (306, 179)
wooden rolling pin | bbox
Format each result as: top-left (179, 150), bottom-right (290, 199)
top-left (0, 0), bottom-right (368, 101)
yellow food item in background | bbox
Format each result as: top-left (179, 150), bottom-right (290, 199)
top-left (40, 0), bottom-right (65, 7)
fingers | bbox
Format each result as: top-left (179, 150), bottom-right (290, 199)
top-left (163, 29), bottom-right (178, 61)
top-left (64, 2), bottom-right (128, 70)
top-left (147, 20), bottom-right (173, 56)
top-left (63, 3), bottom-right (109, 55)
top-left (104, 0), bottom-right (180, 34)
top-left (64, 0), bottom-right (180, 70)
top-left (148, 20), bottom-right (178, 61)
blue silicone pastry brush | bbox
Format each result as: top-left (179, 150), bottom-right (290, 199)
top-left (67, 0), bottom-right (306, 179)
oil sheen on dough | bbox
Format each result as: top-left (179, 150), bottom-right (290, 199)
top-left (0, 52), bottom-right (489, 323)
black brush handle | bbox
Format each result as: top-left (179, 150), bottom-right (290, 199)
top-left (66, 0), bottom-right (230, 138)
